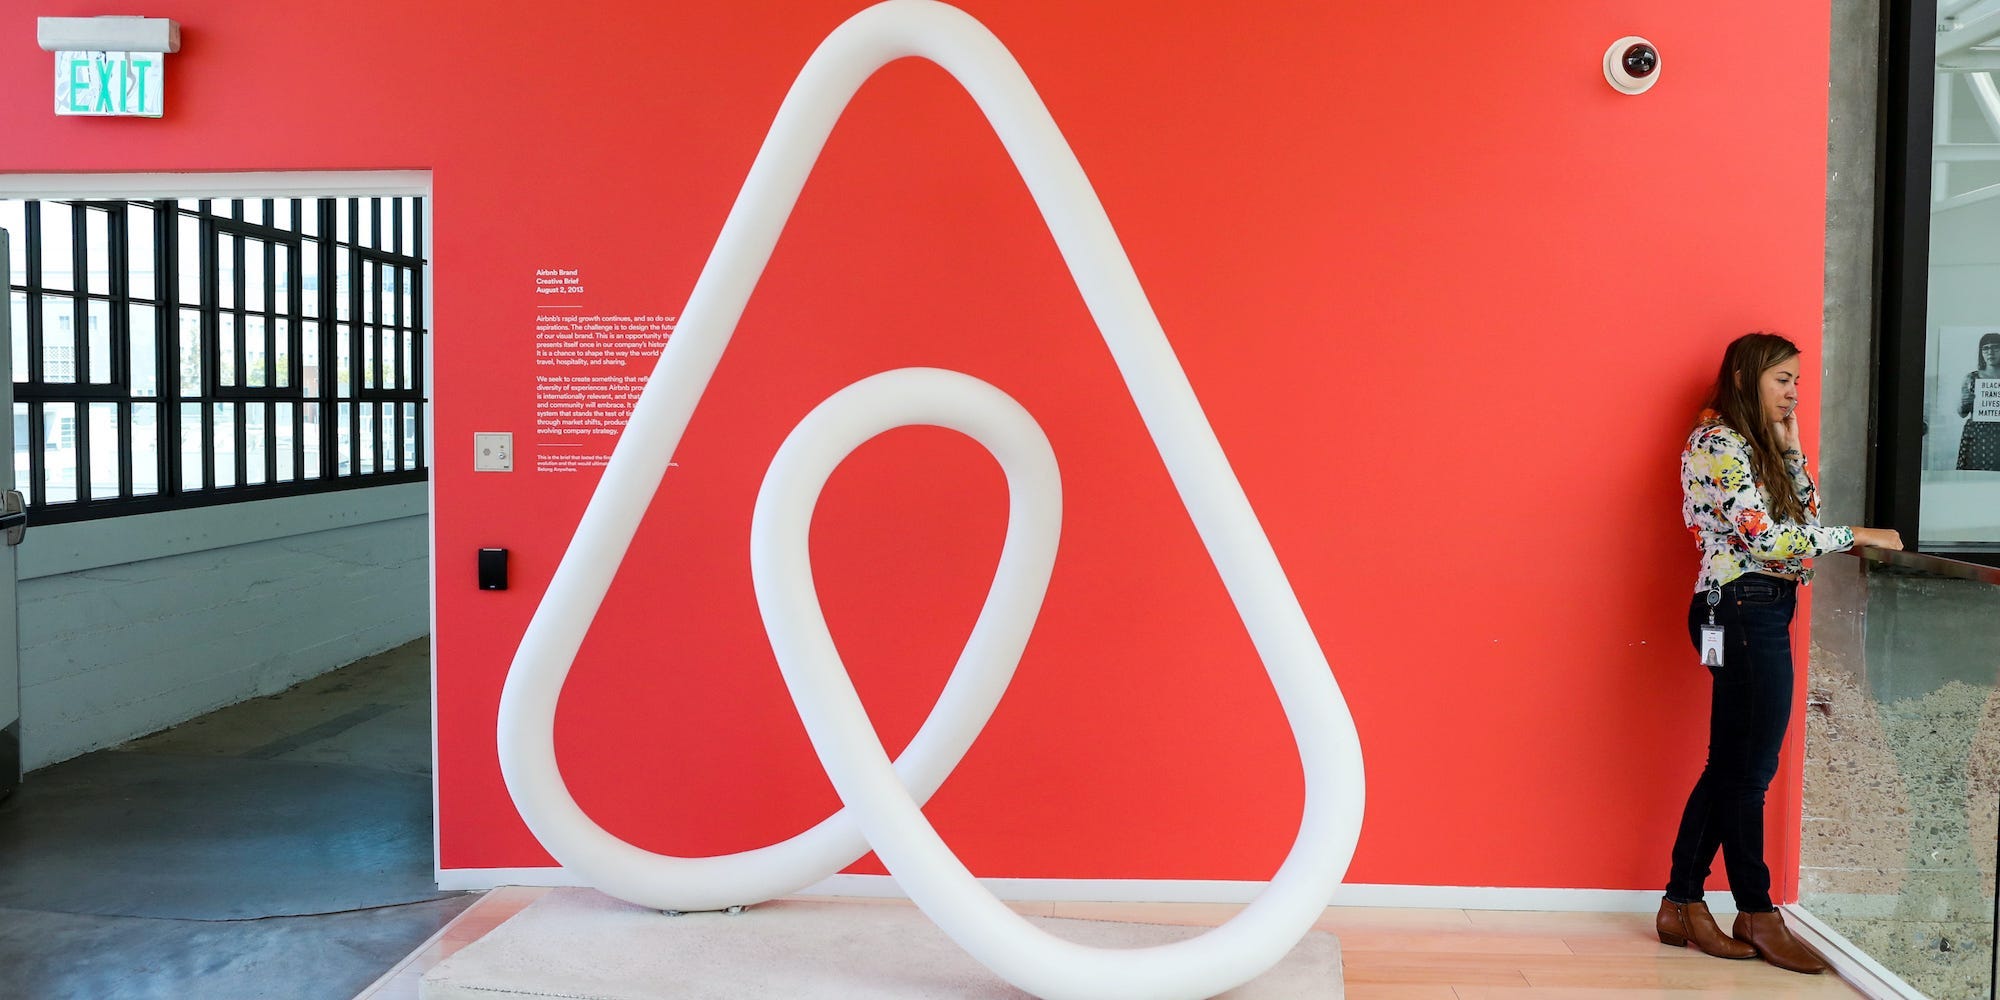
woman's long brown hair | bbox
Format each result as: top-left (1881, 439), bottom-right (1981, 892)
top-left (1706, 333), bottom-right (1807, 524)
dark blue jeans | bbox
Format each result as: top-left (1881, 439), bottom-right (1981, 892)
top-left (1665, 572), bottom-right (1797, 912)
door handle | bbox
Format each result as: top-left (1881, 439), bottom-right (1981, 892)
top-left (1, 489), bottom-right (25, 546)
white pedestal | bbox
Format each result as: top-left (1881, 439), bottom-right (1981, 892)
top-left (420, 888), bottom-right (1343, 999)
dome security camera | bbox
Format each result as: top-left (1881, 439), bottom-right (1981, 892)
top-left (1604, 36), bottom-right (1660, 95)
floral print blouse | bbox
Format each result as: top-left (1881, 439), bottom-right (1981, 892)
top-left (1681, 411), bottom-right (1854, 592)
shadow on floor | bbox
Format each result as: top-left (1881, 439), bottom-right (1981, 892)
top-left (0, 638), bottom-right (473, 999)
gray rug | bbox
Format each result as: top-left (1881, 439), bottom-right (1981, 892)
top-left (0, 751), bottom-right (453, 920)
top-left (0, 897), bottom-right (473, 1000)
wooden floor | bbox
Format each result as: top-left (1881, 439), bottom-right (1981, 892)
top-left (356, 888), bottom-right (1865, 999)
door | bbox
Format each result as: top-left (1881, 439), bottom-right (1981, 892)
top-left (0, 229), bottom-right (22, 799)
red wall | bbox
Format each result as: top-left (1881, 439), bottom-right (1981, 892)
top-left (1, 2), bottom-right (1834, 899)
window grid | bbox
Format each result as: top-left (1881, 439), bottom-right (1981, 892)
top-left (3, 196), bottom-right (427, 524)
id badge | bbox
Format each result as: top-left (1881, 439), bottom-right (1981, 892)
top-left (1699, 624), bottom-right (1726, 667)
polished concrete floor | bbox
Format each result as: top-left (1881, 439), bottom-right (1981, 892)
top-left (0, 638), bottom-right (472, 1000)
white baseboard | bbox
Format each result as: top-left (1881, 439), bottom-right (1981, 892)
top-left (440, 866), bottom-right (596, 891)
top-left (435, 868), bottom-right (1698, 913)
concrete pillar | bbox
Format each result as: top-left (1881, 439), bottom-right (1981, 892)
top-left (1811, 0), bottom-right (1885, 682)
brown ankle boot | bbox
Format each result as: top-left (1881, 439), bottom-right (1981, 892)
top-left (1656, 898), bottom-right (1756, 959)
top-left (1732, 909), bottom-right (1827, 974)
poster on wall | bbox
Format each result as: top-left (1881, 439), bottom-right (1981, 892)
top-left (529, 265), bottom-right (677, 474)
top-left (1920, 325), bottom-right (2000, 549)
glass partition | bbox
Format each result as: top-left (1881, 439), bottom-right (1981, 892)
top-left (1801, 548), bottom-right (2000, 999)
top-left (1918, 2), bottom-right (2000, 552)
top-left (1876, 0), bottom-right (2000, 563)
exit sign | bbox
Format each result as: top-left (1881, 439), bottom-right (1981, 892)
top-left (54, 51), bottom-right (164, 118)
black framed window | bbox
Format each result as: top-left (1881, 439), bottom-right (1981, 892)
top-left (0, 195), bottom-right (427, 524)
top-left (1876, 0), bottom-right (2000, 561)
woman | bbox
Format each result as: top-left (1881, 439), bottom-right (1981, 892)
top-left (1660, 333), bottom-right (1902, 974)
top-left (1955, 331), bottom-right (2000, 471)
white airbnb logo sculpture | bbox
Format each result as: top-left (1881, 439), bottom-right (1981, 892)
top-left (497, 2), bottom-right (1366, 997)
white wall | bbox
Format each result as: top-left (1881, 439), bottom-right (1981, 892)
top-left (15, 482), bottom-right (428, 769)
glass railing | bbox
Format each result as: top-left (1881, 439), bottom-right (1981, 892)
top-left (1799, 547), bottom-right (2000, 1000)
